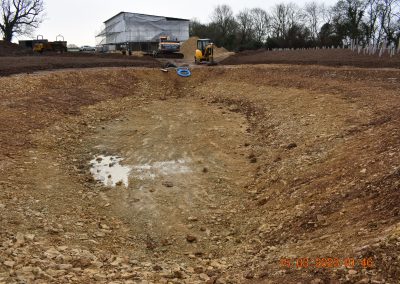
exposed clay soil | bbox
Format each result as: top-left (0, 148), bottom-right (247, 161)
top-left (0, 65), bottom-right (399, 283)
top-left (221, 49), bottom-right (400, 69)
top-left (0, 55), bottom-right (160, 76)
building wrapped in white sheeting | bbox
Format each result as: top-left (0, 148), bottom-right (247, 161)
top-left (96, 12), bottom-right (190, 52)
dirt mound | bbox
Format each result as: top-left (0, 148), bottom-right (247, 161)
top-left (180, 36), bottom-right (199, 59)
top-left (214, 46), bottom-right (230, 58)
top-left (221, 48), bottom-right (400, 68)
top-left (0, 40), bottom-right (31, 56)
top-left (180, 36), bottom-right (231, 60)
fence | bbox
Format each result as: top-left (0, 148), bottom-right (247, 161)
top-left (349, 39), bottom-right (400, 58)
top-left (266, 39), bottom-right (400, 58)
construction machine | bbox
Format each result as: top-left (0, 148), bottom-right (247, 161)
top-left (194, 39), bottom-right (216, 65)
top-left (152, 36), bottom-right (184, 59)
top-left (33, 35), bottom-right (67, 53)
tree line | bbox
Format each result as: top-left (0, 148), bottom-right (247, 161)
top-left (190, 0), bottom-right (400, 51)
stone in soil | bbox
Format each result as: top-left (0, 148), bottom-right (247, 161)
top-left (186, 235), bottom-right (197, 243)
top-left (162, 181), bottom-right (174, 188)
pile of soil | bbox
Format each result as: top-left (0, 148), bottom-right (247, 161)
top-left (0, 40), bottom-right (31, 56)
top-left (221, 48), bottom-right (400, 68)
top-left (180, 36), bottom-right (231, 60)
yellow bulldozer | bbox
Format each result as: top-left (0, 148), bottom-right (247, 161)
top-left (194, 39), bottom-right (217, 65)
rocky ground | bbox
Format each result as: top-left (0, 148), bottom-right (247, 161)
top-left (0, 65), bottom-right (399, 283)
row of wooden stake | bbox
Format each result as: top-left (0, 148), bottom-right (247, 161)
top-left (266, 39), bottom-right (400, 57)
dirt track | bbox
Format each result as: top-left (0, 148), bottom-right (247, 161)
top-left (221, 49), bottom-right (400, 69)
top-left (0, 55), bottom-right (159, 76)
top-left (0, 65), bottom-right (399, 283)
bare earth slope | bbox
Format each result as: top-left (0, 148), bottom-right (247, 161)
top-left (0, 55), bottom-right (159, 76)
top-left (221, 49), bottom-right (400, 69)
top-left (0, 65), bottom-right (399, 283)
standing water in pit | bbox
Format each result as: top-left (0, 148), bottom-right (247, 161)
top-left (90, 155), bottom-right (192, 187)
top-left (90, 155), bottom-right (131, 187)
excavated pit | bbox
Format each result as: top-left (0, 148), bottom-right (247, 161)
top-left (84, 98), bottom-right (253, 242)
top-left (0, 66), bottom-right (399, 283)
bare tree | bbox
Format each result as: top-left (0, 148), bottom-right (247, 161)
top-left (332, 0), bottom-right (367, 42)
top-left (271, 3), bottom-right (300, 39)
top-left (363, 0), bottom-right (380, 45)
top-left (377, 0), bottom-right (399, 44)
top-left (210, 4), bottom-right (238, 49)
top-left (0, 0), bottom-right (44, 42)
top-left (236, 9), bottom-right (254, 44)
top-left (250, 8), bottom-right (270, 43)
top-left (360, 0), bottom-right (399, 46)
top-left (287, 3), bottom-right (301, 31)
top-left (302, 1), bottom-right (324, 40)
top-left (271, 4), bottom-right (287, 38)
top-left (211, 4), bottom-right (237, 38)
top-left (320, 3), bottom-right (333, 24)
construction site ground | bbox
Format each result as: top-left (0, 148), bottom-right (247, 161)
top-left (221, 49), bottom-right (400, 69)
top-left (0, 36), bottom-right (234, 77)
top-left (0, 54), bottom-right (159, 77)
top-left (0, 58), bottom-right (399, 284)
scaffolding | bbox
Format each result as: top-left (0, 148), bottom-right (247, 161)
top-left (96, 12), bottom-right (190, 52)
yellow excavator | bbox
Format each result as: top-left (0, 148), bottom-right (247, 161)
top-left (194, 39), bottom-right (217, 65)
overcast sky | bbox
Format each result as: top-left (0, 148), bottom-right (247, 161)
top-left (17, 0), bottom-right (337, 46)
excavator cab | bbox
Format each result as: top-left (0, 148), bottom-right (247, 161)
top-left (195, 39), bottom-right (215, 65)
top-left (197, 39), bottom-right (211, 52)
top-left (158, 36), bottom-right (181, 53)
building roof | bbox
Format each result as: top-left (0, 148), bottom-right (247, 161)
top-left (104, 12), bottom-right (190, 24)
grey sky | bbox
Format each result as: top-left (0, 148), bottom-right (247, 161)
top-left (18, 0), bottom-right (337, 46)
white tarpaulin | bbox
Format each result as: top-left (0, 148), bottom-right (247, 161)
top-left (97, 12), bottom-right (189, 45)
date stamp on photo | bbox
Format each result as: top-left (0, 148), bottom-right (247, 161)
top-left (279, 257), bottom-right (374, 269)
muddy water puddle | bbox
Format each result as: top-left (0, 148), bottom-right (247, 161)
top-left (90, 155), bottom-right (131, 187)
top-left (90, 155), bottom-right (192, 186)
